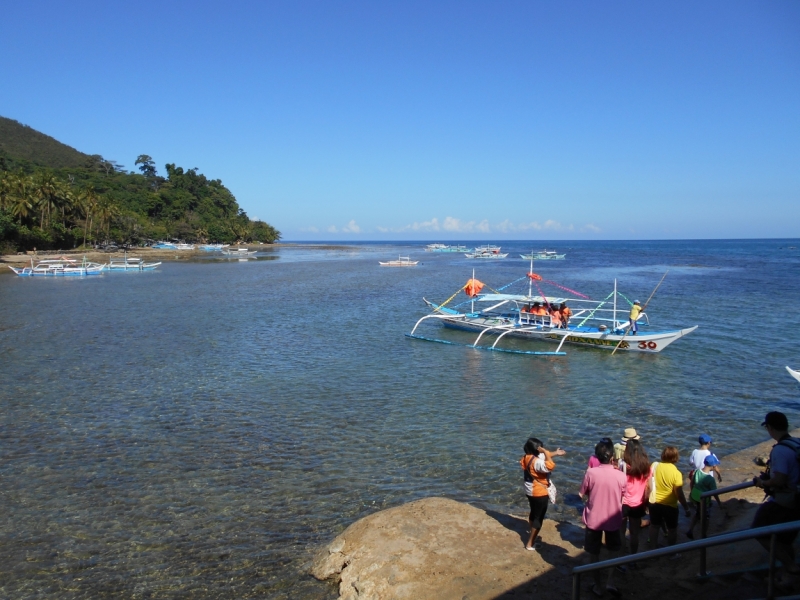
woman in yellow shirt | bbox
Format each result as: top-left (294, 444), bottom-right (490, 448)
top-left (649, 446), bottom-right (691, 550)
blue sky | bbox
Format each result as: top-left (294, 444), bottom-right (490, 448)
top-left (1, 1), bottom-right (798, 240)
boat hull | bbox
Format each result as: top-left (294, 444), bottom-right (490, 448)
top-left (440, 316), bottom-right (697, 353)
top-left (787, 367), bottom-right (800, 384)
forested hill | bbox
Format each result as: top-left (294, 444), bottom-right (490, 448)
top-left (0, 117), bottom-right (279, 251)
top-left (0, 116), bottom-right (89, 169)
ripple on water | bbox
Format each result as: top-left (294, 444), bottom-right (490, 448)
top-left (0, 240), bottom-right (799, 597)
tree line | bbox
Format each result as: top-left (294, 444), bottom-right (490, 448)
top-left (0, 153), bottom-right (280, 252)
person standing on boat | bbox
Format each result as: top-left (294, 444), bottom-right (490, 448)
top-left (559, 303), bottom-right (571, 328)
top-left (520, 437), bottom-right (566, 551)
top-left (629, 300), bottom-right (643, 335)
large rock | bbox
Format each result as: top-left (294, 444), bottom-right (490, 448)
top-left (310, 497), bottom-right (584, 600)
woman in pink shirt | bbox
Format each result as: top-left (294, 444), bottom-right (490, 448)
top-left (620, 440), bottom-right (651, 560)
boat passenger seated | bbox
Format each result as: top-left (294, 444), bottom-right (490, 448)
top-left (532, 302), bottom-right (547, 316)
top-left (549, 306), bottom-right (561, 328)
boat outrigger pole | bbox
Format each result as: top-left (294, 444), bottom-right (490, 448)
top-left (611, 271), bottom-right (669, 356)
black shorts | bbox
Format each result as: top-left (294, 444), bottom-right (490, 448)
top-left (752, 501), bottom-right (800, 544)
top-left (649, 502), bottom-right (679, 530)
top-left (527, 495), bottom-right (549, 530)
top-left (584, 527), bottom-right (622, 555)
top-left (622, 503), bottom-right (647, 520)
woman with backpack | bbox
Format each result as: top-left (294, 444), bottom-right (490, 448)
top-left (520, 437), bottom-right (566, 550)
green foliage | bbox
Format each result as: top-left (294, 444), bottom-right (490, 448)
top-left (0, 117), bottom-right (280, 251)
top-left (0, 117), bottom-right (89, 169)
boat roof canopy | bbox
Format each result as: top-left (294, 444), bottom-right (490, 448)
top-left (477, 293), bottom-right (568, 303)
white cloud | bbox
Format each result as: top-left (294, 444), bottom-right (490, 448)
top-left (410, 217), bottom-right (441, 231)
top-left (582, 224), bottom-right (601, 233)
top-left (342, 220), bottom-right (361, 233)
top-left (376, 226), bottom-right (389, 233)
top-left (299, 226), bottom-right (319, 233)
top-left (327, 225), bottom-right (338, 233)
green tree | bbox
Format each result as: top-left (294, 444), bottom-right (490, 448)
top-left (135, 154), bottom-right (157, 178)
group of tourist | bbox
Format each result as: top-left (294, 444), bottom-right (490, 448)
top-left (520, 302), bottom-right (571, 328)
top-left (521, 411), bottom-right (800, 596)
top-left (520, 427), bottom-right (722, 597)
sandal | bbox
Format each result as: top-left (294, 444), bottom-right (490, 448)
top-left (590, 584), bottom-right (604, 597)
top-left (607, 585), bottom-right (622, 598)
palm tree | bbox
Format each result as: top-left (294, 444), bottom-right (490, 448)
top-left (76, 186), bottom-right (99, 248)
top-left (95, 196), bottom-right (120, 243)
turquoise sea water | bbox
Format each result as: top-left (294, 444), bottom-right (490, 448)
top-left (1, 239), bottom-right (799, 598)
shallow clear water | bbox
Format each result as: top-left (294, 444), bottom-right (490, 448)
top-left (1, 240), bottom-right (799, 598)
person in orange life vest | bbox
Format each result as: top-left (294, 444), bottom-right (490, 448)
top-left (559, 302), bottom-right (572, 328)
top-left (549, 305), bottom-right (561, 327)
top-left (520, 437), bottom-right (566, 550)
top-left (629, 300), bottom-right (643, 335)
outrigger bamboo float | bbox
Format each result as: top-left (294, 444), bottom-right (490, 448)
top-left (407, 263), bottom-right (697, 355)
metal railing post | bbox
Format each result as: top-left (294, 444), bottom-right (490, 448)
top-left (768, 533), bottom-right (776, 600)
top-left (699, 500), bottom-right (708, 575)
top-left (572, 572), bottom-right (581, 600)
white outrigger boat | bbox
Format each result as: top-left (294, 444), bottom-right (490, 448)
top-left (520, 249), bottom-right (566, 260)
top-left (465, 245), bottom-right (508, 259)
top-left (9, 256), bottom-right (105, 277)
top-left (221, 247), bottom-right (257, 257)
top-left (379, 256), bottom-right (419, 267)
top-left (787, 367), bottom-right (800, 384)
top-left (107, 254), bottom-right (161, 271)
top-left (425, 244), bottom-right (469, 253)
top-left (408, 265), bottom-right (697, 354)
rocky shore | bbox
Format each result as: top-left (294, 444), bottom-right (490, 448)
top-left (311, 432), bottom-right (799, 600)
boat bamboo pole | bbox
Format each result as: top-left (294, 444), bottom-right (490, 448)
top-left (610, 271), bottom-right (669, 356)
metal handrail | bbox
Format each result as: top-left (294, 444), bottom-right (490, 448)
top-left (699, 480), bottom-right (756, 575)
top-left (572, 519), bottom-right (800, 600)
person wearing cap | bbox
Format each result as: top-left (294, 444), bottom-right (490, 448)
top-left (689, 434), bottom-right (722, 483)
top-left (629, 300), bottom-right (643, 335)
top-left (751, 411), bottom-right (800, 580)
top-left (614, 428), bottom-right (640, 463)
top-left (686, 454), bottom-right (723, 539)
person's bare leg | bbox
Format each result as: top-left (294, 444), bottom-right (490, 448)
top-left (526, 526), bottom-right (540, 549)
top-left (629, 518), bottom-right (641, 555)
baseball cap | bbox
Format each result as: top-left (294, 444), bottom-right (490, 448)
top-left (698, 434), bottom-right (712, 445)
top-left (704, 454), bottom-right (721, 467)
top-left (762, 411), bottom-right (789, 430)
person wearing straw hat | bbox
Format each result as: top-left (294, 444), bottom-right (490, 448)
top-left (614, 428), bottom-right (640, 463)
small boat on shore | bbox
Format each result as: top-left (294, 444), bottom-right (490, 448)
top-left (199, 244), bottom-right (230, 251)
top-left (787, 367), bottom-right (800, 384)
top-left (9, 257), bottom-right (105, 277)
top-left (520, 250), bottom-right (566, 260)
top-left (408, 266), bottom-right (697, 354)
top-left (379, 256), bottom-right (419, 267)
top-left (107, 255), bottom-right (161, 271)
top-left (152, 241), bottom-right (195, 250)
top-left (221, 248), bottom-right (257, 257)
